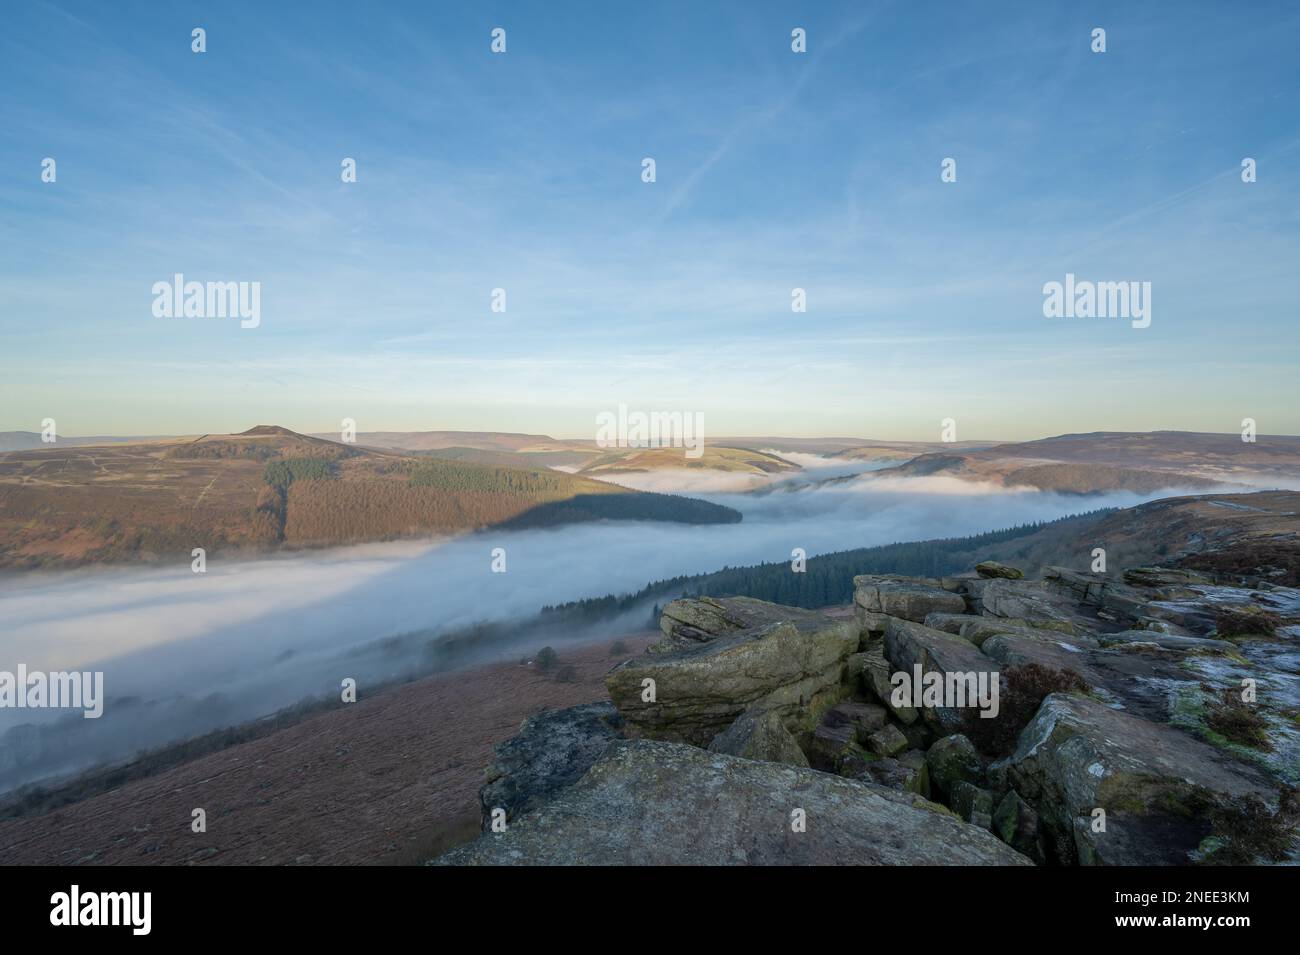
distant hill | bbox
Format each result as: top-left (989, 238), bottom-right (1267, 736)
top-left (711, 436), bottom-right (1002, 455)
top-left (830, 440), bottom-right (1000, 463)
top-left (978, 431), bottom-right (1300, 480)
top-left (709, 436), bottom-right (878, 454)
top-left (0, 432), bottom-right (175, 452)
top-left (577, 445), bottom-right (799, 476)
top-left (1084, 489), bottom-right (1300, 581)
top-left (0, 427), bottom-right (739, 571)
top-left (880, 454), bottom-right (1225, 494)
top-left (310, 432), bottom-right (808, 477)
top-left (308, 430), bottom-right (604, 472)
top-left (310, 430), bottom-right (579, 453)
top-left (860, 431), bottom-right (1300, 494)
top-left (407, 447), bottom-right (591, 469)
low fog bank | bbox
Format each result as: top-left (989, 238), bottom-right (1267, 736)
top-left (0, 462), bottom-right (1228, 793)
top-left (586, 448), bottom-right (893, 494)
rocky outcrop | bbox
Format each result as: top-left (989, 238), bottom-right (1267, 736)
top-left (976, 560), bottom-right (1024, 579)
top-left (980, 632), bottom-right (1102, 683)
top-left (808, 720), bottom-right (861, 769)
top-left (1095, 630), bottom-right (1237, 653)
top-left (708, 707), bottom-right (809, 767)
top-left (478, 702), bottom-right (624, 832)
top-left (950, 780), bottom-right (995, 828)
top-left (976, 579), bottom-right (1080, 632)
top-left (866, 723), bottom-right (909, 756)
top-left (437, 740), bottom-right (1033, 866)
top-left (993, 789), bottom-right (1044, 862)
top-left (607, 598), bottom-right (858, 745)
top-left (438, 556), bottom-right (1299, 867)
top-left (823, 700), bottom-right (888, 737)
top-left (1123, 567), bottom-right (1215, 589)
top-left (1001, 692), bottom-right (1282, 865)
top-left (653, 594), bottom-right (833, 653)
top-left (956, 617), bottom-right (1032, 646)
top-left (855, 645), bottom-right (919, 724)
top-left (882, 619), bottom-right (996, 734)
top-left (856, 754), bottom-right (929, 797)
top-left (926, 734), bottom-right (982, 798)
top-left (854, 575), bottom-right (966, 624)
top-left (922, 612), bottom-right (987, 634)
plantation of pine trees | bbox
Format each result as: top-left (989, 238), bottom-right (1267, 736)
top-left (275, 457), bottom-right (740, 544)
top-left (405, 459), bottom-right (616, 497)
top-left (539, 509), bottom-right (1114, 626)
top-left (285, 482), bottom-right (542, 541)
top-left (263, 457), bottom-right (339, 489)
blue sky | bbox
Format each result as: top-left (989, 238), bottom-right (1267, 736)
top-left (2, 0), bottom-right (1298, 440)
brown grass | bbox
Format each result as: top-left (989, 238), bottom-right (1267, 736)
top-left (1203, 687), bottom-right (1272, 750)
top-left (0, 634), bottom-right (654, 865)
top-left (963, 663), bottom-right (1091, 757)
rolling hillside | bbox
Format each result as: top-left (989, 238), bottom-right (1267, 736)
top-left (310, 430), bottom-right (579, 453)
top-left (860, 431), bottom-right (1300, 494)
top-left (577, 445), bottom-right (799, 476)
top-left (0, 426), bottom-right (739, 571)
top-left (0, 432), bottom-right (175, 452)
top-left (830, 439), bottom-right (999, 462)
top-left (977, 431), bottom-right (1300, 481)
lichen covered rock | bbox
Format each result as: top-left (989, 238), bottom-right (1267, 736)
top-left (478, 702), bottom-right (624, 832)
top-left (1002, 692), bottom-right (1282, 865)
top-left (976, 561), bottom-right (1024, 580)
top-left (436, 740), bottom-right (1033, 866)
top-left (854, 575), bottom-right (967, 623)
top-left (708, 707), bottom-right (809, 768)
top-left (608, 608), bottom-right (858, 746)
top-left (926, 733), bottom-right (983, 798)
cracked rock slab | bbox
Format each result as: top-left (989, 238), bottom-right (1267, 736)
top-left (608, 611), bottom-right (858, 746)
top-left (478, 701), bottom-right (624, 832)
top-left (854, 575), bottom-right (967, 623)
top-left (708, 706), bottom-right (809, 767)
top-left (435, 740), bottom-right (1033, 866)
top-left (1002, 692), bottom-right (1278, 865)
top-left (883, 618), bottom-right (997, 735)
top-left (653, 595), bottom-right (844, 653)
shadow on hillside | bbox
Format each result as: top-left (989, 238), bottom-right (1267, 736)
top-left (493, 492), bottom-right (741, 529)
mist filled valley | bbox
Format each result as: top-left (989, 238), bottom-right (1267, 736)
top-left (7, 0), bottom-right (1300, 899)
top-left (0, 450), bottom-right (1229, 794)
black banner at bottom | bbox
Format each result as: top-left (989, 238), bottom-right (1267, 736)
top-left (0, 863), bottom-right (1282, 941)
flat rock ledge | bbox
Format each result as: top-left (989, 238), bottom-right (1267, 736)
top-left (478, 701), bottom-right (623, 832)
top-left (436, 740), bottom-right (1033, 866)
top-left (607, 606), bottom-right (857, 746)
top-left (435, 564), bottom-right (1300, 867)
